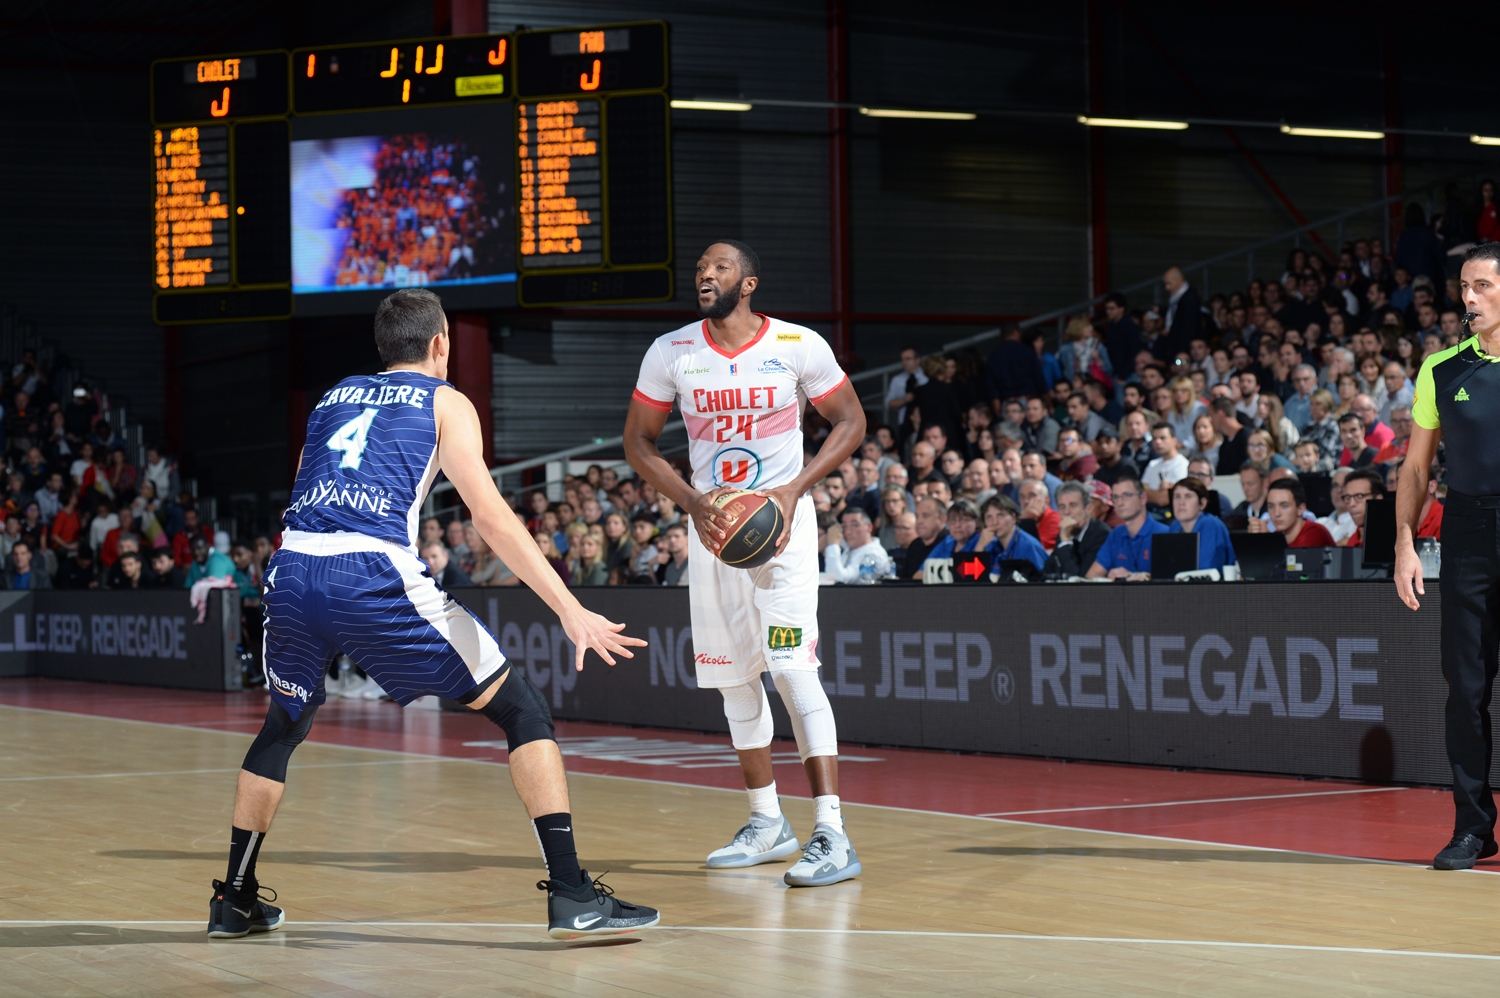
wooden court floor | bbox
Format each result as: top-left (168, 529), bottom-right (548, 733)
top-left (3, 700), bottom-right (1499, 997)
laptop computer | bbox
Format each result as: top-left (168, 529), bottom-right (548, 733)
top-left (1231, 531), bottom-right (1288, 580)
top-left (1151, 532), bottom-right (1200, 580)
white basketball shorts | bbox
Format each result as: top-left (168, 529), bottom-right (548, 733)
top-left (686, 494), bottom-right (821, 688)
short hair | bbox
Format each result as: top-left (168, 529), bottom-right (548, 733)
top-left (709, 239), bottom-right (760, 280)
top-left (1345, 468), bottom-right (1387, 497)
top-left (629, 511), bottom-right (656, 526)
top-left (1210, 397), bottom-right (1238, 418)
top-left (1104, 291), bottom-right (1128, 309)
top-left (1055, 481), bottom-right (1089, 507)
top-left (1172, 477), bottom-right (1210, 504)
top-left (152, 547), bottom-right (174, 561)
top-left (982, 495), bottom-right (1020, 519)
top-left (1295, 438), bottom-right (1321, 454)
top-left (823, 470), bottom-right (844, 484)
top-left (664, 522), bottom-right (689, 536)
top-left (1266, 478), bottom-right (1307, 507)
top-left (1151, 422), bottom-right (1176, 438)
top-left (1239, 460), bottom-right (1266, 478)
top-left (1110, 470), bottom-right (1143, 492)
top-left (841, 506), bottom-right (871, 526)
top-left (1337, 412), bottom-right (1363, 426)
top-left (373, 288), bottom-right (447, 365)
top-left (948, 499), bottom-right (980, 522)
top-left (1464, 242), bottom-right (1500, 272)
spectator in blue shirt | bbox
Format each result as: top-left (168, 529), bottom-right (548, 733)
top-left (1168, 478), bottom-right (1236, 572)
top-left (926, 499), bottom-right (982, 560)
top-left (1086, 473), bottom-right (1169, 580)
top-left (976, 495), bottom-right (1049, 573)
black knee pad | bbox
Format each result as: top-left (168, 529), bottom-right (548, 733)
top-left (242, 700), bottom-right (317, 783)
top-left (477, 665), bottom-right (554, 752)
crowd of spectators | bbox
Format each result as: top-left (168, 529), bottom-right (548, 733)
top-left (422, 464), bottom-right (692, 589)
top-left (332, 134), bottom-right (500, 289)
top-left (853, 212), bottom-right (1469, 582)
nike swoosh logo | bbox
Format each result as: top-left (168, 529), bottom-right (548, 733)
top-left (573, 914), bottom-right (602, 929)
top-left (230, 905), bottom-right (252, 917)
top-left (547, 826), bottom-right (571, 832)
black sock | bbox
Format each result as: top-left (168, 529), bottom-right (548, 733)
top-left (533, 813), bottom-right (584, 891)
top-left (225, 827), bottom-right (265, 896)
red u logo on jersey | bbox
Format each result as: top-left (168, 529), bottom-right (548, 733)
top-left (712, 446), bottom-right (761, 487)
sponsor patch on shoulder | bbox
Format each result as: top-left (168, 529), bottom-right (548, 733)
top-left (776, 332), bottom-right (801, 342)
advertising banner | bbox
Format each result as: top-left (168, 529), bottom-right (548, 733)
top-left (453, 582), bottom-right (1455, 785)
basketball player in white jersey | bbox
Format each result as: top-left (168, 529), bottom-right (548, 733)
top-left (624, 241), bottom-right (867, 886)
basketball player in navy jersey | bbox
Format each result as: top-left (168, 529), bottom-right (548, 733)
top-left (207, 288), bottom-right (658, 941)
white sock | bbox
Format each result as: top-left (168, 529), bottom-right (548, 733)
top-left (814, 795), bottom-right (843, 832)
top-left (748, 782), bottom-right (781, 823)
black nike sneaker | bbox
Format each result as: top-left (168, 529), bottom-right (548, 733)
top-left (1433, 834), bottom-right (1499, 871)
top-left (207, 880), bottom-right (285, 938)
top-left (537, 870), bottom-right (660, 940)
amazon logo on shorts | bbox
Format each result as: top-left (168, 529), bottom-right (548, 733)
top-left (767, 626), bottom-right (803, 649)
top-left (711, 446), bottom-right (761, 487)
top-left (265, 664), bottom-right (310, 703)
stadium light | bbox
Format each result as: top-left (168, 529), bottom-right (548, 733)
top-left (859, 107), bottom-right (976, 121)
top-left (670, 100), bottom-right (752, 112)
top-left (1076, 115), bottom-right (1188, 130)
top-left (1471, 134), bottom-right (1500, 146)
top-left (1279, 124), bottom-right (1384, 140)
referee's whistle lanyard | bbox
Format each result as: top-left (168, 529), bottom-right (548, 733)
top-left (1445, 329), bottom-right (1499, 398)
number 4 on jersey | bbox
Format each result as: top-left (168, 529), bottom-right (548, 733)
top-left (327, 407), bottom-right (378, 470)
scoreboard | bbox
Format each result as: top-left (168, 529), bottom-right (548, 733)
top-left (150, 22), bottom-right (671, 324)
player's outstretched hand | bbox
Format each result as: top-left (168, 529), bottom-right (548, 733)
top-left (562, 607), bottom-right (648, 671)
top-left (688, 486), bottom-right (739, 555)
top-left (1394, 542), bottom-right (1424, 611)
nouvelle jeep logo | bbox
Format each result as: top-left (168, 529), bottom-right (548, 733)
top-left (767, 626), bottom-right (802, 649)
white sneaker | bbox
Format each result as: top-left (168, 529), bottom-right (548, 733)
top-left (783, 824), bottom-right (861, 887)
top-left (706, 815), bottom-right (800, 869)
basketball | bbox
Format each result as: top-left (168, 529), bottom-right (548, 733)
top-left (711, 490), bottom-right (784, 568)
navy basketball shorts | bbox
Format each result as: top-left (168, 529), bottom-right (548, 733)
top-left (261, 530), bottom-right (508, 719)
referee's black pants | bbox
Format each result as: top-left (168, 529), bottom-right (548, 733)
top-left (1440, 491), bottom-right (1500, 839)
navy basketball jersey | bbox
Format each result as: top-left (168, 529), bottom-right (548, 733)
top-left (284, 371), bottom-right (449, 550)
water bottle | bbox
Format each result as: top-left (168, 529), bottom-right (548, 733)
top-left (858, 554), bottom-right (878, 585)
top-left (1417, 539), bottom-right (1441, 580)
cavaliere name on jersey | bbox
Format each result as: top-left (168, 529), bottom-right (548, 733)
top-left (632, 315), bottom-right (848, 492)
top-left (283, 370), bottom-right (448, 551)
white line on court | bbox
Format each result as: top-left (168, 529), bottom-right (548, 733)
top-left (0, 920), bottom-right (1496, 962)
top-left (0, 760), bottom-right (427, 782)
top-left (3, 701), bottom-right (1483, 876)
top-left (978, 786), bottom-right (1410, 817)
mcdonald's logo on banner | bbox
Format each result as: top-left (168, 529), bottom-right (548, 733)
top-left (767, 626), bottom-right (803, 649)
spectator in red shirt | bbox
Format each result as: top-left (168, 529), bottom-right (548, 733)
top-left (172, 507), bottom-right (212, 568)
top-left (1338, 413), bottom-right (1378, 468)
top-left (1261, 479), bottom-right (1335, 547)
top-left (1338, 469), bottom-right (1386, 548)
top-left (1351, 394), bottom-right (1395, 450)
top-left (49, 489), bottom-right (81, 555)
top-left (101, 508), bottom-right (135, 568)
top-left (1018, 478), bottom-right (1060, 551)
top-left (1415, 458), bottom-right (1444, 540)
top-left (1372, 406), bottom-right (1413, 464)
top-left (1055, 427), bottom-right (1097, 481)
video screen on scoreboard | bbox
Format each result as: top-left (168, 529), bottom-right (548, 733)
top-left (289, 104), bottom-right (515, 316)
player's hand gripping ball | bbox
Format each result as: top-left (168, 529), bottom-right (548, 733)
top-left (711, 490), bottom-right (784, 568)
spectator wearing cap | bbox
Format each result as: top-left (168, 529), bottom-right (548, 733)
top-left (927, 499), bottom-right (982, 560)
top-left (902, 497), bottom-right (950, 580)
top-left (1088, 479), bottom-right (1121, 528)
top-left (1017, 479), bottom-right (1060, 551)
top-left (1091, 426), bottom-right (1131, 486)
top-left (1338, 412), bottom-right (1378, 468)
top-left (1055, 427), bottom-right (1097, 482)
top-left (1044, 482), bottom-right (1109, 577)
top-left (1252, 479), bottom-right (1336, 548)
top-left (824, 507), bottom-right (894, 583)
top-left (1338, 469), bottom-right (1386, 548)
top-left (1168, 479), bottom-right (1236, 572)
top-left (975, 495), bottom-right (1048, 574)
top-left (1086, 473), bottom-right (1169, 580)
top-left (1142, 423), bottom-right (1189, 508)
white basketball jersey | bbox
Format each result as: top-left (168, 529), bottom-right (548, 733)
top-left (633, 315), bottom-right (848, 492)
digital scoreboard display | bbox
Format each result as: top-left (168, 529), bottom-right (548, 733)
top-left (150, 22), bottom-right (671, 324)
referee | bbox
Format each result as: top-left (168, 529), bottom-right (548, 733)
top-left (1397, 243), bottom-right (1500, 870)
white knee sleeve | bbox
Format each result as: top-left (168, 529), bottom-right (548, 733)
top-left (720, 680), bottom-right (773, 751)
top-left (771, 670), bottom-right (838, 762)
